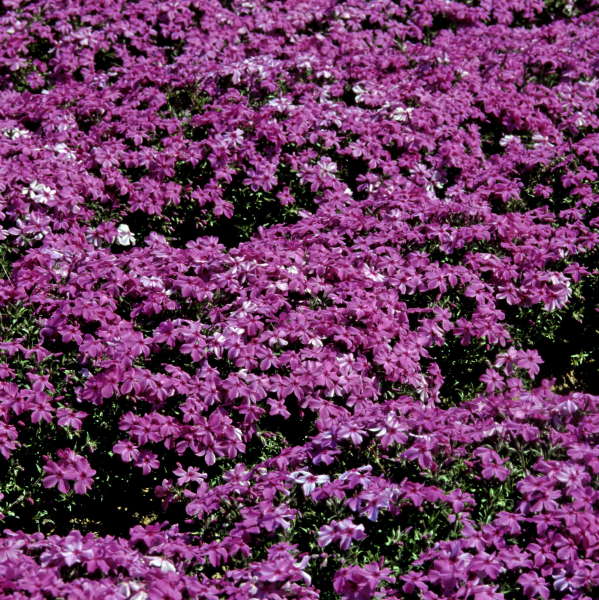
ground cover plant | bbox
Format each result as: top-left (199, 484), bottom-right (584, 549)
top-left (0, 0), bottom-right (598, 598)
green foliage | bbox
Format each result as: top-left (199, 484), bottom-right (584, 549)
top-left (165, 86), bottom-right (212, 122)
top-left (505, 272), bottom-right (599, 394)
top-left (0, 306), bottom-right (167, 534)
top-left (427, 335), bottom-right (491, 408)
top-left (201, 166), bottom-right (316, 247)
top-left (0, 302), bottom-right (39, 345)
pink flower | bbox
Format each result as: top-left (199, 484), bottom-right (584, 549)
top-left (68, 460), bottom-right (96, 495)
top-left (468, 551), bottom-right (502, 580)
top-left (173, 464), bottom-right (207, 486)
top-left (318, 518), bottom-right (367, 551)
top-left (112, 440), bottom-right (140, 463)
top-left (480, 368), bottom-right (505, 392)
top-left (56, 408), bottom-right (87, 430)
top-left (135, 450), bottom-right (160, 475)
top-left (518, 572), bottom-right (550, 599)
top-left (42, 458), bottom-right (71, 494)
top-left (42, 451), bottom-right (95, 494)
top-left (370, 414), bottom-right (408, 448)
top-left (333, 562), bottom-right (394, 600)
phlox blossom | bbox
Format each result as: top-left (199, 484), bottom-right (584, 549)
top-left (318, 518), bottom-right (367, 550)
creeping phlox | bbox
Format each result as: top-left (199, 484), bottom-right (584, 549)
top-left (0, 0), bottom-right (598, 599)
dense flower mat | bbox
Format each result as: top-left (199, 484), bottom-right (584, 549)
top-left (0, 0), bottom-right (598, 598)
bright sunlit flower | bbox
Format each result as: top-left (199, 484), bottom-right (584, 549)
top-left (116, 224), bottom-right (136, 246)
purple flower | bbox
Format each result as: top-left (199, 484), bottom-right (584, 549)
top-left (468, 551), bottom-right (503, 580)
top-left (518, 572), bottom-right (550, 599)
top-left (498, 545), bottom-right (532, 570)
top-left (0, 0), bottom-right (598, 595)
top-left (134, 450), bottom-right (160, 475)
top-left (67, 460), bottom-right (96, 495)
top-left (333, 562), bottom-right (394, 600)
top-left (318, 518), bottom-right (367, 551)
top-left (370, 414), bottom-right (408, 448)
top-left (480, 368), bottom-right (506, 393)
top-left (112, 440), bottom-right (140, 463)
top-left (464, 583), bottom-right (504, 600)
top-left (173, 464), bottom-right (207, 486)
top-left (42, 451), bottom-right (95, 495)
top-left (401, 571), bottom-right (429, 594)
top-left (56, 407), bottom-right (87, 430)
top-left (473, 447), bottom-right (510, 481)
top-left (42, 457), bottom-right (72, 494)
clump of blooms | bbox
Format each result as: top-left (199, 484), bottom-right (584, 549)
top-left (0, 0), bottom-right (598, 598)
top-left (42, 450), bottom-right (96, 495)
top-left (318, 518), bottom-right (367, 550)
top-left (333, 562), bottom-right (394, 600)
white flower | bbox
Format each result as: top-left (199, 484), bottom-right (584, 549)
top-left (499, 135), bottom-right (519, 147)
top-left (267, 97), bottom-right (294, 112)
top-left (390, 106), bottom-right (413, 122)
top-left (317, 157), bottom-right (338, 174)
top-left (309, 337), bottom-right (323, 348)
top-left (316, 69), bottom-right (333, 79)
top-left (139, 275), bottom-right (164, 290)
top-left (147, 556), bottom-right (176, 573)
top-left (51, 143), bottom-right (77, 159)
top-left (352, 84), bottom-right (367, 102)
top-left (21, 181), bottom-right (56, 204)
top-left (118, 580), bottom-right (148, 600)
top-left (289, 470), bottom-right (329, 495)
top-left (3, 127), bottom-right (29, 139)
top-left (116, 224), bottom-right (136, 246)
top-left (362, 263), bottom-right (385, 282)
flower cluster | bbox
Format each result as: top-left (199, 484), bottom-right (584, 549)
top-left (0, 0), bottom-right (598, 598)
top-left (333, 562), bottom-right (395, 600)
top-left (42, 450), bottom-right (96, 495)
